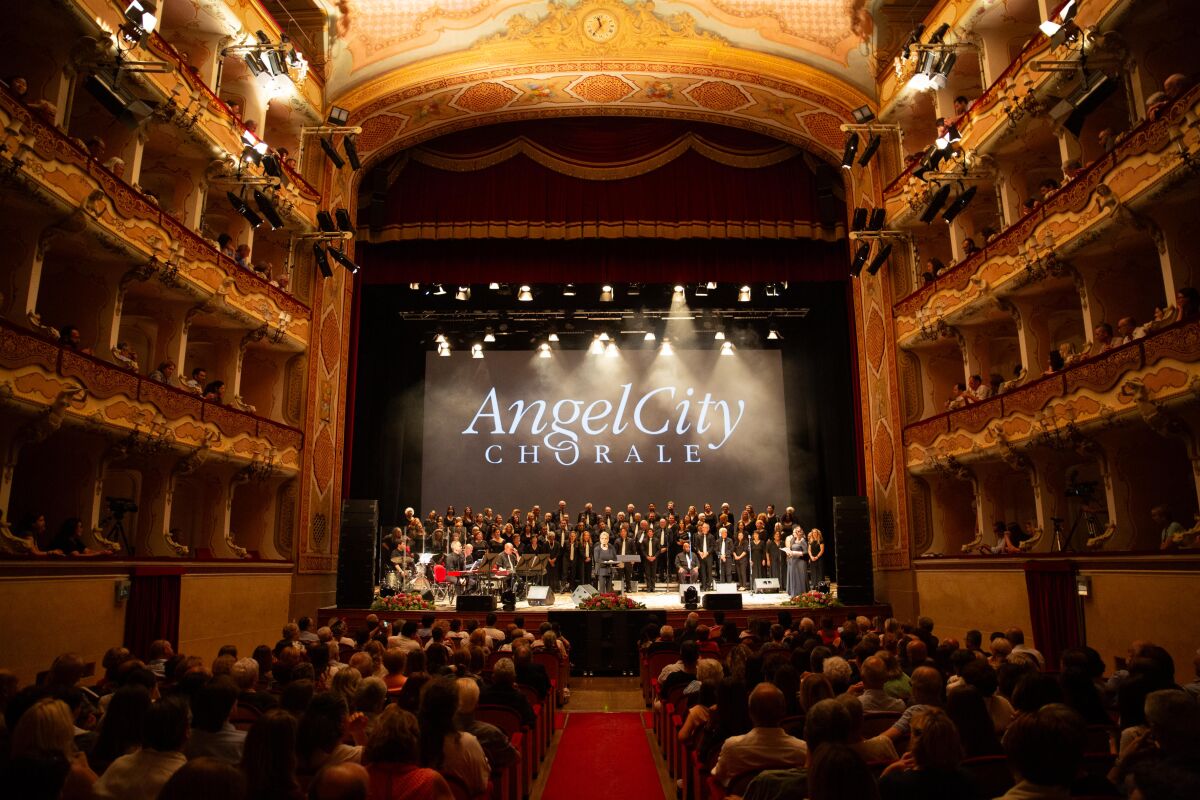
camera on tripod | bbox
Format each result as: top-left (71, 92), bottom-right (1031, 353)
top-left (106, 497), bottom-right (139, 517)
top-left (1065, 471), bottom-right (1098, 500)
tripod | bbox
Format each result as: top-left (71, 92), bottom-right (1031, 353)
top-left (1054, 504), bottom-right (1105, 552)
top-left (101, 513), bottom-right (133, 556)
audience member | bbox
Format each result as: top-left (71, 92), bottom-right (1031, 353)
top-left (712, 683), bottom-right (807, 788)
top-left (157, 757), bottom-right (247, 800)
top-left (878, 707), bottom-right (975, 800)
top-left (93, 695), bottom-right (188, 799)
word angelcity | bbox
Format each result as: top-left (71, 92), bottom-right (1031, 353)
top-left (462, 384), bottom-right (747, 466)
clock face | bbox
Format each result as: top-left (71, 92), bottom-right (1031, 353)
top-left (584, 11), bottom-right (618, 43)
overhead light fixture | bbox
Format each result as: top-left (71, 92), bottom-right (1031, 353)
top-left (455, 286), bottom-right (471, 301)
top-left (588, 336), bottom-right (604, 355)
top-left (243, 51), bottom-right (268, 77)
top-left (1039, 0), bottom-right (1077, 36)
top-left (319, 136), bottom-right (344, 169)
top-left (488, 282), bottom-right (501, 290)
top-left (767, 328), bottom-right (781, 340)
top-left (852, 207), bottom-right (868, 232)
top-left (719, 341), bottom-right (735, 356)
top-left (917, 48), bottom-right (939, 77)
top-left (627, 283), bottom-right (642, 296)
top-left (858, 132), bottom-right (882, 166)
top-left (598, 332), bottom-right (610, 341)
top-left (316, 210), bottom-right (335, 232)
top-left (927, 22), bottom-right (950, 44)
top-left (604, 341), bottom-right (619, 358)
top-left (327, 106), bottom-right (350, 126)
top-left (438, 343), bottom-right (451, 357)
top-left (483, 329), bottom-right (496, 343)
top-left (537, 343), bottom-right (552, 359)
top-left (738, 285), bottom-right (751, 302)
top-left (660, 338), bottom-right (675, 356)
top-left (851, 105), bottom-right (875, 124)
top-left (850, 242), bottom-right (871, 277)
top-left (431, 283), bottom-right (446, 296)
top-left (714, 330), bottom-right (725, 341)
top-left (644, 331), bottom-right (656, 341)
top-left (600, 285), bottom-right (613, 302)
top-left (517, 285), bottom-right (533, 302)
top-left (694, 283), bottom-right (709, 297)
top-left (227, 191), bottom-right (262, 227)
top-left (263, 48), bottom-right (287, 77)
top-left (334, 208), bottom-right (354, 233)
top-left (920, 183), bottom-right (954, 224)
top-left (673, 284), bottom-right (685, 297)
top-left (866, 243), bottom-right (893, 276)
top-left (328, 246), bottom-right (359, 275)
top-left (123, 1), bottom-right (158, 34)
top-left (548, 332), bottom-right (560, 342)
top-left (313, 243), bottom-right (332, 279)
top-left (434, 333), bottom-right (447, 344)
top-left (342, 135), bottom-right (361, 170)
top-left (562, 283), bottom-right (576, 296)
top-left (868, 208), bottom-right (887, 231)
top-left (841, 132), bottom-right (859, 169)
top-left (901, 24), bottom-right (925, 60)
top-left (253, 190), bottom-right (284, 229)
top-left (933, 51), bottom-right (957, 85)
top-left (471, 344), bottom-right (484, 359)
top-left (942, 186), bottom-right (978, 223)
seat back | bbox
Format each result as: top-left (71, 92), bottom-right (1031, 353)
top-left (477, 704), bottom-right (525, 738)
top-left (961, 754), bottom-right (1015, 797)
top-left (647, 651), bottom-right (681, 685)
top-left (434, 564), bottom-right (448, 583)
top-left (531, 652), bottom-right (561, 682)
top-left (487, 649), bottom-right (509, 671)
top-left (517, 684), bottom-right (543, 709)
top-left (228, 704), bottom-right (260, 731)
top-left (861, 711), bottom-right (902, 738)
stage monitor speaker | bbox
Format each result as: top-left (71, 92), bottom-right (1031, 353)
top-left (571, 585), bottom-right (598, 605)
top-left (336, 498), bottom-right (378, 609)
top-left (714, 582), bottom-right (739, 593)
top-left (456, 595), bottom-right (497, 612)
top-left (527, 586), bottom-right (554, 607)
top-left (754, 578), bottom-right (780, 593)
top-left (703, 593), bottom-right (743, 611)
top-left (834, 495), bottom-right (874, 605)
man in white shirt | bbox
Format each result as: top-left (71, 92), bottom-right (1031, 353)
top-left (712, 683), bottom-right (808, 787)
top-left (967, 374), bottom-right (992, 402)
top-left (387, 619), bottom-right (423, 652)
top-left (481, 613), bottom-right (507, 648)
top-left (184, 677), bottom-right (246, 764)
top-left (94, 695), bottom-right (189, 800)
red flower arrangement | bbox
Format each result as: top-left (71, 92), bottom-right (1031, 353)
top-left (577, 592), bottom-right (647, 610)
top-left (784, 589), bottom-right (843, 609)
top-left (371, 592), bottom-right (435, 611)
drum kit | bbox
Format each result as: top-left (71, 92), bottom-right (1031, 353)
top-left (387, 552), bottom-right (436, 595)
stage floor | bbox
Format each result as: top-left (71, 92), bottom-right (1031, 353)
top-left (494, 589), bottom-right (797, 612)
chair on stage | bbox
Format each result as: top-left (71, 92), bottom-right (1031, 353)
top-left (432, 564), bottom-right (454, 605)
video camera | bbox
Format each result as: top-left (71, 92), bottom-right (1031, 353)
top-left (106, 497), bottom-right (139, 517)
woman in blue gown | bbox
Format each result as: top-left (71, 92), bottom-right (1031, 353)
top-left (786, 529), bottom-right (809, 597)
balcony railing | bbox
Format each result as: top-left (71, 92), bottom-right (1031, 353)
top-left (903, 316), bottom-right (1200, 448)
top-left (0, 318), bottom-right (304, 453)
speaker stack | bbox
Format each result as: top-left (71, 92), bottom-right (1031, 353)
top-left (833, 496), bottom-right (874, 605)
top-left (336, 499), bottom-right (378, 608)
top-left (702, 592), bottom-right (743, 611)
top-left (456, 595), bottom-right (497, 612)
top-left (753, 577), bottom-right (780, 593)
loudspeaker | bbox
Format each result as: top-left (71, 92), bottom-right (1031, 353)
top-left (714, 582), bottom-right (738, 593)
top-left (754, 578), bottom-right (780, 593)
top-left (456, 595), bottom-right (497, 612)
top-left (336, 498), bottom-right (378, 608)
top-left (527, 586), bottom-right (554, 607)
top-left (571, 585), bottom-right (598, 605)
top-left (702, 593), bottom-right (743, 611)
top-left (834, 496), bottom-right (874, 605)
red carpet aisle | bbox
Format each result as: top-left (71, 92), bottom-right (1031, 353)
top-left (540, 713), bottom-right (665, 800)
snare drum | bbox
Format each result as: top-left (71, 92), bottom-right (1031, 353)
top-left (410, 575), bottom-right (431, 592)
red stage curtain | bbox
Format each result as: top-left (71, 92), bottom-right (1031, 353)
top-left (1023, 560), bottom-right (1081, 670)
top-left (123, 567), bottom-right (182, 660)
top-left (362, 119), bottom-right (843, 244)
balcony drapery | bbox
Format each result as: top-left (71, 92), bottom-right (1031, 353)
top-left (123, 567), bottom-right (182, 660)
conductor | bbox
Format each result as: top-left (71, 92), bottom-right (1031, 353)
top-left (593, 530), bottom-right (617, 593)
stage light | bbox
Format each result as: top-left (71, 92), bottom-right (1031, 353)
top-left (714, 330), bottom-right (725, 341)
top-left (868, 208), bottom-right (887, 231)
top-left (484, 329), bottom-right (496, 342)
top-left (720, 341), bottom-right (735, 356)
top-left (316, 210), bottom-right (335, 232)
top-left (264, 48), bottom-right (287, 77)
top-left (706, 282), bottom-right (718, 290)
top-left (1039, 0), bottom-right (1077, 36)
top-left (683, 585), bottom-right (699, 609)
top-left (432, 283), bottom-right (446, 296)
top-left (644, 331), bottom-right (656, 341)
top-left (841, 132), bottom-right (859, 169)
top-left (600, 285), bottom-right (614, 302)
top-left (342, 135), bottom-right (361, 170)
top-left (919, 183), bottom-right (954, 223)
top-left (858, 132), bottom-right (882, 166)
top-left (866, 242), bottom-right (893, 276)
top-left (901, 24), bottom-right (924, 60)
top-left (319, 136), bottom-right (344, 169)
top-left (917, 48), bottom-right (939, 77)
top-left (694, 283), bottom-right (709, 297)
top-left (851, 105), bottom-right (875, 124)
top-left (767, 328), bottom-right (781, 340)
top-left (253, 190), bottom-right (284, 229)
top-left (227, 191), bottom-right (262, 227)
top-left (942, 186), bottom-right (978, 223)
top-left (335, 208), bottom-right (354, 232)
top-left (548, 332), bottom-right (560, 342)
top-left (434, 333), bottom-right (447, 344)
top-left (124, 1), bottom-right (158, 34)
top-left (588, 336), bottom-right (604, 355)
top-left (738, 285), bottom-right (751, 302)
top-left (408, 283), bottom-right (420, 290)
top-left (850, 242), bottom-right (871, 277)
top-left (455, 286), bottom-right (471, 301)
top-left (438, 343), bottom-right (451, 357)
top-left (313, 243), bottom-right (332, 279)
top-left (673, 284), bottom-right (685, 297)
top-left (244, 51), bottom-right (268, 77)
top-left (537, 343), bottom-right (552, 359)
top-left (604, 341), bottom-right (619, 358)
top-left (598, 332), bottom-right (610, 341)
top-left (563, 283), bottom-right (576, 296)
top-left (765, 283), bottom-right (781, 297)
top-left (852, 207), bottom-right (868, 231)
top-left (328, 246), bottom-right (359, 274)
top-left (472, 344), bottom-right (484, 359)
top-left (327, 106), bottom-right (350, 126)
top-left (927, 22), bottom-right (950, 44)
top-left (660, 338), bottom-right (675, 356)
top-left (517, 285), bottom-right (533, 302)
top-left (488, 282), bottom-right (501, 290)
top-left (933, 51), bottom-right (957, 85)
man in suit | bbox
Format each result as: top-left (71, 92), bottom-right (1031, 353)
top-left (716, 526), bottom-right (735, 583)
top-left (652, 518), bottom-right (672, 588)
top-left (635, 520), bottom-right (656, 592)
top-left (577, 503), bottom-right (598, 529)
top-left (544, 531), bottom-right (561, 593)
top-left (675, 541), bottom-right (699, 585)
top-left (615, 525), bottom-right (636, 592)
top-left (593, 530), bottom-right (616, 593)
top-left (695, 522), bottom-right (715, 590)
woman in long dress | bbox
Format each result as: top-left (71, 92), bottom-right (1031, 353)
top-left (732, 530), bottom-right (749, 589)
top-left (808, 529), bottom-right (826, 585)
top-left (786, 529), bottom-right (809, 597)
top-left (749, 529), bottom-right (766, 584)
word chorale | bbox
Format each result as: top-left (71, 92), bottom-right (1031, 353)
top-left (462, 384), bottom-right (747, 466)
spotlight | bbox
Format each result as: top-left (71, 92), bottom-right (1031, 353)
top-left (604, 341), bottom-right (619, 358)
top-left (123, 1), bottom-right (158, 34)
top-left (857, 132), bottom-right (882, 166)
top-left (1039, 0), bottom-right (1077, 36)
top-left (455, 286), bottom-right (471, 301)
top-left (434, 334), bottom-right (447, 344)
top-left (765, 283), bottom-right (781, 297)
top-left (934, 51), bottom-right (957, 83)
top-left (714, 330), bottom-right (725, 341)
top-left (472, 344), bottom-right (484, 359)
top-left (942, 186), bottom-right (978, 223)
top-left (673, 284), bottom-right (685, 297)
top-left (851, 105), bottom-right (875, 124)
top-left (488, 282), bottom-right (501, 290)
top-left (264, 48), bottom-right (287, 77)
top-left (548, 332), bottom-right (560, 342)
top-left (563, 283), bottom-right (576, 296)
top-left (919, 183), bottom-right (954, 223)
top-left (227, 191), bottom-right (262, 227)
top-left (917, 48), bottom-right (939, 77)
top-left (738, 285), bottom-right (751, 302)
top-left (327, 106), bottom-right (350, 126)
top-left (517, 285), bottom-right (533, 302)
top-left (852, 207), bottom-right (868, 232)
top-left (660, 338), bottom-right (675, 356)
top-left (316, 210), bottom-right (335, 232)
top-left (841, 132), bottom-right (860, 169)
top-left (706, 282), bottom-right (718, 290)
top-left (598, 333), bottom-right (610, 341)
top-left (484, 329), bottom-right (496, 342)
top-left (335, 208), bottom-right (354, 232)
top-left (243, 52), bottom-right (267, 77)
top-left (253, 190), bottom-right (284, 229)
top-left (850, 242), bottom-right (871, 277)
top-left (866, 243), bottom-right (893, 276)
top-left (927, 22), bottom-right (950, 44)
top-left (719, 341), bottom-right (735, 356)
top-left (537, 343), bottom-right (552, 359)
top-left (588, 336), bottom-right (604, 355)
top-left (431, 284), bottom-right (446, 296)
top-left (600, 285), bottom-right (614, 302)
top-left (343, 135), bottom-right (361, 170)
top-left (683, 585), bottom-right (699, 609)
top-left (644, 331), bottom-right (656, 341)
top-left (901, 24), bottom-right (925, 59)
top-left (438, 342), bottom-right (451, 357)
top-left (313, 243), bottom-right (332, 278)
top-left (328, 246), bottom-right (359, 274)
top-left (694, 283), bottom-right (709, 297)
top-left (319, 136), bottom-right (344, 169)
top-left (767, 328), bottom-right (781, 340)
top-left (868, 208), bottom-right (887, 231)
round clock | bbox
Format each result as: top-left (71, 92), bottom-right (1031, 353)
top-left (583, 10), bottom-right (619, 43)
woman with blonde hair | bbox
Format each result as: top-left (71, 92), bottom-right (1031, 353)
top-left (808, 528), bottom-right (826, 584)
top-left (10, 696), bottom-right (98, 799)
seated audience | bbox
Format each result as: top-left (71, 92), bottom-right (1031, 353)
top-left (878, 707), bottom-right (976, 800)
top-left (712, 683), bottom-right (808, 788)
top-left (363, 705), bottom-right (452, 800)
top-left (185, 677), bottom-right (246, 764)
top-left (417, 676), bottom-right (488, 796)
top-left (93, 695), bottom-right (188, 800)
